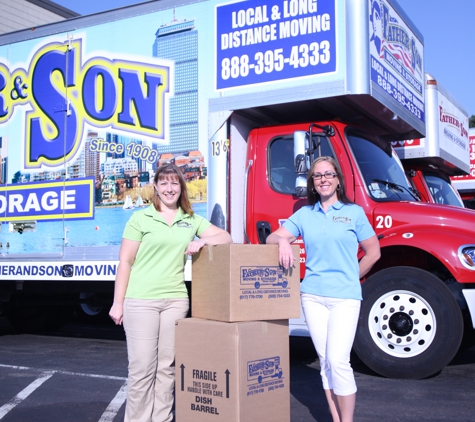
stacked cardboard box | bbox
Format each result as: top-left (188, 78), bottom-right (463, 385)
top-left (176, 244), bottom-right (300, 422)
top-left (190, 244), bottom-right (300, 322)
top-left (175, 318), bottom-right (290, 422)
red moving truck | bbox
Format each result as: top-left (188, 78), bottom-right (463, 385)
top-left (393, 73), bottom-right (469, 207)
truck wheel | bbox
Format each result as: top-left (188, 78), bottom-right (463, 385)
top-left (354, 267), bottom-right (463, 379)
top-left (76, 292), bottom-right (110, 323)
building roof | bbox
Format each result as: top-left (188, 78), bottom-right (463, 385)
top-left (25, 0), bottom-right (79, 18)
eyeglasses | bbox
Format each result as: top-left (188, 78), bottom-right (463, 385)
top-left (312, 171), bottom-right (338, 180)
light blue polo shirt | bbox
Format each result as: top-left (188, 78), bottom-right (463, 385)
top-left (283, 201), bottom-right (375, 300)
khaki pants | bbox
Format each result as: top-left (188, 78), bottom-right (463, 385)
top-left (123, 298), bottom-right (189, 422)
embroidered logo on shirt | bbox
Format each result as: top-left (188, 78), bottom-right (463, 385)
top-left (177, 221), bottom-right (192, 229)
top-left (333, 216), bottom-right (351, 224)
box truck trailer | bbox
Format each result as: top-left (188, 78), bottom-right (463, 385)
top-left (1, 0), bottom-right (475, 379)
top-left (393, 73), bottom-right (468, 207)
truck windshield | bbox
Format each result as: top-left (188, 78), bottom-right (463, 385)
top-left (348, 133), bottom-right (416, 202)
top-left (423, 174), bottom-right (464, 207)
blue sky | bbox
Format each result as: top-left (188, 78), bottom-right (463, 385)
top-left (54, 0), bottom-right (475, 117)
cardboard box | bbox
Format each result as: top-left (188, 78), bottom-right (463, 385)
top-left (176, 318), bottom-right (290, 422)
top-left (191, 244), bottom-right (300, 322)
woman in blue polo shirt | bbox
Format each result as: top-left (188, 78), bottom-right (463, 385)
top-left (266, 156), bottom-right (380, 422)
top-left (109, 163), bottom-right (232, 422)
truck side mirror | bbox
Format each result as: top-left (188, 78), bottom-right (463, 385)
top-left (294, 131), bottom-right (309, 173)
top-left (295, 175), bottom-right (307, 198)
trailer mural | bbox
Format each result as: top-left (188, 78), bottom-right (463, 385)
top-left (0, 6), bottom-right (213, 253)
top-left (1, 0), bottom-right (342, 254)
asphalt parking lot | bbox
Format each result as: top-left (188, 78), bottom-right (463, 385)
top-left (0, 316), bottom-right (474, 422)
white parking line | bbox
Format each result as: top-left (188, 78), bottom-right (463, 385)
top-left (98, 381), bottom-right (128, 422)
top-left (0, 363), bottom-right (128, 421)
top-left (0, 363), bottom-right (126, 381)
top-left (0, 371), bottom-right (54, 419)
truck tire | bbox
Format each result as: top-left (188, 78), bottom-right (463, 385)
top-left (76, 292), bottom-right (110, 324)
top-left (354, 267), bottom-right (463, 379)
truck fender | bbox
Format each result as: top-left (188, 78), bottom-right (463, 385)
top-left (374, 227), bottom-right (475, 283)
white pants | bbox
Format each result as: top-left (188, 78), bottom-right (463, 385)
top-left (123, 298), bottom-right (189, 422)
top-left (301, 293), bottom-right (361, 396)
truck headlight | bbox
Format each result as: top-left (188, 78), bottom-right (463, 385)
top-left (459, 246), bottom-right (475, 269)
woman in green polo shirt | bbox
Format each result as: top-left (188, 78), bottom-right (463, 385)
top-left (110, 163), bottom-right (232, 422)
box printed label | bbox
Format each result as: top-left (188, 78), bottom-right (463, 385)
top-left (239, 265), bottom-right (291, 301)
top-left (246, 355), bottom-right (285, 396)
top-left (181, 367), bottom-right (226, 415)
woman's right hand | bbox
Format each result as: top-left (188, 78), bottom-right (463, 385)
top-left (277, 237), bottom-right (296, 269)
top-left (109, 303), bottom-right (124, 325)
top-left (265, 227), bottom-right (297, 270)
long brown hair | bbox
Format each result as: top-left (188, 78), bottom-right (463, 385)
top-left (307, 156), bottom-right (352, 206)
top-left (153, 163), bottom-right (194, 215)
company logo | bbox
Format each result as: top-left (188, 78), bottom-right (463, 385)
top-left (370, 1), bottom-right (422, 77)
top-left (381, 4), bottom-right (422, 76)
top-left (333, 216), bottom-right (351, 224)
top-left (439, 106), bottom-right (468, 138)
top-left (240, 266), bottom-right (289, 289)
top-left (247, 356), bottom-right (282, 383)
top-left (0, 38), bottom-right (173, 169)
top-left (0, 262), bottom-right (117, 279)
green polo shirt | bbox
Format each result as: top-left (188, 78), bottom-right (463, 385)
top-left (123, 205), bottom-right (211, 299)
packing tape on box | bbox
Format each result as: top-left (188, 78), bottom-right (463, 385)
top-left (208, 245), bottom-right (214, 261)
top-left (261, 321), bottom-right (268, 333)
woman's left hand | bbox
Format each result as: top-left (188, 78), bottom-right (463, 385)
top-left (185, 239), bottom-right (206, 255)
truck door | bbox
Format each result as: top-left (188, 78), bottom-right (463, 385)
top-left (246, 124), bottom-right (344, 336)
top-left (246, 125), bottom-right (337, 270)
top-left (0, 41), bottom-right (72, 256)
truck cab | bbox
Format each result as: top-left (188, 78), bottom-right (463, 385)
top-left (240, 118), bottom-right (475, 380)
top-left (404, 165), bottom-right (464, 207)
